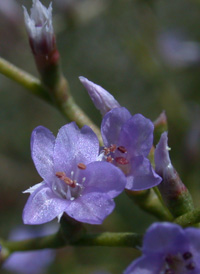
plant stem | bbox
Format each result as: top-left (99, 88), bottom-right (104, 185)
top-left (0, 57), bottom-right (51, 102)
top-left (126, 189), bottom-right (173, 221)
top-left (0, 232), bottom-right (143, 254)
top-left (174, 208), bottom-right (200, 227)
top-left (0, 57), bottom-right (102, 143)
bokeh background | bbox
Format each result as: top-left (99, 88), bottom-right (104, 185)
top-left (1, 0), bottom-right (200, 273)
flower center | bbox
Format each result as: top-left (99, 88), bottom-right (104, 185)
top-left (162, 251), bottom-right (195, 274)
top-left (55, 163), bottom-right (86, 201)
top-left (103, 144), bottom-right (130, 175)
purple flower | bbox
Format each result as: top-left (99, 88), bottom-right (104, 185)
top-left (23, 122), bottom-right (126, 225)
top-left (100, 107), bottom-right (161, 190)
top-left (3, 225), bottom-right (57, 274)
top-left (79, 76), bottom-right (121, 116)
top-left (124, 222), bottom-right (200, 274)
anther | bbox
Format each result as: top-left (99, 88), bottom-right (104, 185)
top-left (115, 157), bottom-right (129, 165)
top-left (107, 155), bottom-right (113, 163)
top-left (56, 171), bottom-right (76, 188)
top-left (186, 262), bottom-right (195, 270)
top-left (56, 172), bottom-right (66, 180)
top-left (103, 147), bottom-right (109, 155)
top-left (110, 144), bottom-right (117, 152)
top-left (77, 163), bottom-right (86, 170)
top-left (182, 251), bottom-right (192, 260)
top-left (64, 177), bottom-right (76, 188)
top-left (117, 146), bottom-right (127, 153)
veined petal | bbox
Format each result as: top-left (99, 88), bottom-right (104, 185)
top-left (143, 222), bottom-right (188, 255)
top-left (123, 255), bottom-right (163, 274)
top-left (126, 156), bottom-right (161, 190)
top-left (23, 184), bottom-right (68, 225)
top-left (23, 182), bottom-right (45, 194)
top-left (31, 126), bottom-right (55, 184)
top-left (65, 192), bottom-right (115, 224)
top-left (79, 76), bottom-right (120, 116)
top-left (119, 114), bottom-right (154, 157)
top-left (101, 107), bottom-right (132, 147)
top-left (54, 122), bottom-right (99, 174)
top-left (82, 161), bottom-right (126, 198)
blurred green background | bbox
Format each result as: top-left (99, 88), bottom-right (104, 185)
top-left (0, 0), bottom-right (200, 273)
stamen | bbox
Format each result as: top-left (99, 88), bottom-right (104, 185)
top-left (110, 144), bottom-right (117, 152)
top-left (117, 146), bottom-right (127, 153)
top-left (107, 155), bottom-right (113, 163)
top-left (186, 262), bottom-right (195, 270)
top-left (103, 144), bottom-right (117, 155)
top-left (115, 157), bottom-right (129, 165)
top-left (56, 171), bottom-right (76, 188)
top-left (77, 163), bottom-right (86, 170)
top-left (55, 171), bottom-right (66, 180)
top-left (103, 147), bottom-right (110, 155)
top-left (182, 251), bottom-right (192, 260)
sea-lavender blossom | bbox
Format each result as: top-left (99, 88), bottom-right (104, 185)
top-left (23, 0), bottom-right (55, 56)
top-left (100, 107), bottom-right (161, 190)
top-left (79, 76), bottom-right (121, 116)
top-left (124, 222), bottom-right (200, 274)
top-left (23, 122), bottom-right (126, 225)
top-left (3, 225), bottom-right (57, 274)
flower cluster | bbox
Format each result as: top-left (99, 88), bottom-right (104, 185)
top-left (23, 75), bottom-right (164, 225)
top-left (124, 222), bottom-right (200, 274)
top-left (80, 77), bottom-right (162, 190)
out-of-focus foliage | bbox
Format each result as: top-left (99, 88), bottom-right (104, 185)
top-left (0, 0), bottom-right (200, 273)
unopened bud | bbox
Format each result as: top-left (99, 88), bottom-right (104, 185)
top-left (154, 132), bottom-right (194, 217)
top-left (79, 76), bottom-right (120, 116)
top-left (23, 0), bottom-right (60, 87)
top-left (23, 0), bottom-right (54, 55)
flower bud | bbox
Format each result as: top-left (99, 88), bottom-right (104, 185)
top-left (23, 0), bottom-right (60, 87)
top-left (154, 132), bottom-right (194, 217)
top-left (79, 76), bottom-right (120, 116)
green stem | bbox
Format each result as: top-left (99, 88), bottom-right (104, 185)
top-left (174, 208), bottom-right (200, 227)
top-left (125, 189), bottom-right (173, 221)
top-left (0, 57), bottom-right (102, 143)
top-left (0, 232), bottom-right (143, 254)
top-left (0, 57), bottom-right (51, 103)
